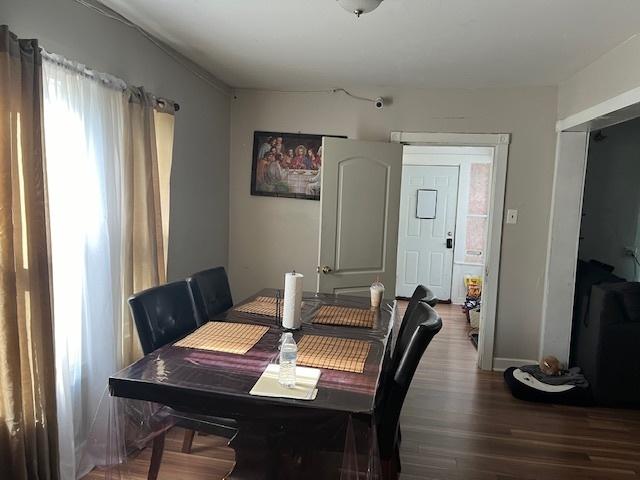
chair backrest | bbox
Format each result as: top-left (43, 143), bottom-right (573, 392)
top-left (378, 302), bottom-right (442, 457)
top-left (186, 266), bottom-right (233, 325)
top-left (393, 285), bottom-right (427, 369)
top-left (424, 287), bottom-right (438, 307)
top-left (128, 280), bottom-right (200, 355)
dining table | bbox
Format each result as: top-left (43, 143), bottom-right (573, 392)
top-left (108, 289), bottom-right (398, 479)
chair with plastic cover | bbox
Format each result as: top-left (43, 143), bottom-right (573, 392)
top-left (128, 281), bottom-right (237, 480)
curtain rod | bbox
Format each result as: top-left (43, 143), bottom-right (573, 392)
top-left (41, 48), bottom-right (180, 112)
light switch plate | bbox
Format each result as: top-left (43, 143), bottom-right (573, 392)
top-left (506, 209), bottom-right (518, 224)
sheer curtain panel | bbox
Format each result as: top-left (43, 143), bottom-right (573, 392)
top-left (0, 26), bottom-right (59, 480)
top-left (42, 54), bottom-right (127, 480)
top-left (42, 53), bottom-right (174, 479)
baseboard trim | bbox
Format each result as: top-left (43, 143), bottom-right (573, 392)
top-left (492, 357), bottom-right (537, 372)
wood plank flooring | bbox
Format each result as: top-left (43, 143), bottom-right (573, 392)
top-left (82, 428), bottom-right (235, 480)
top-left (398, 304), bottom-right (640, 480)
top-left (85, 303), bottom-right (640, 479)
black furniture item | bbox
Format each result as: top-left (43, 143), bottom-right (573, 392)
top-left (187, 266), bottom-right (233, 325)
top-left (573, 282), bottom-right (640, 406)
top-left (129, 280), bottom-right (200, 354)
top-left (423, 287), bottom-right (438, 308)
top-left (389, 286), bottom-right (437, 446)
top-left (128, 281), bottom-right (236, 480)
top-left (377, 302), bottom-right (442, 478)
top-left (570, 259), bottom-right (624, 365)
top-left (393, 285), bottom-right (430, 372)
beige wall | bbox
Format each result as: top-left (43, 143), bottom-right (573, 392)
top-left (229, 86), bottom-right (558, 361)
top-left (558, 34), bottom-right (640, 121)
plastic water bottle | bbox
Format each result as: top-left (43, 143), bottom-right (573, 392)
top-left (279, 332), bottom-right (297, 388)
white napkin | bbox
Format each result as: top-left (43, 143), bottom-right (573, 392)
top-left (249, 364), bottom-right (320, 400)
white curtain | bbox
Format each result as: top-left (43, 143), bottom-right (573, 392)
top-left (42, 57), bottom-right (127, 479)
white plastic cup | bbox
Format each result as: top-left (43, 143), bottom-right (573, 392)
top-left (370, 282), bottom-right (384, 309)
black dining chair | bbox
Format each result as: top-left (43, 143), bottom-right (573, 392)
top-left (393, 285), bottom-right (438, 371)
top-left (423, 286), bottom-right (438, 308)
top-left (128, 281), bottom-right (237, 480)
top-left (377, 302), bottom-right (442, 479)
top-left (395, 286), bottom-right (427, 349)
top-left (129, 280), bottom-right (200, 354)
top-left (380, 286), bottom-right (427, 410)
top-left (312, 302), bottom-right (442, 479)
top-left (186, 266), bottom-right (233, 325)
top-left (392, 285), bottom-right (438, 364)
top-left (389, 286), bottom-right (438, 449)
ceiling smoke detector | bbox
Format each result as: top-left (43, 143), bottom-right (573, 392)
top-left (337, 0), bottom-right (383, 18)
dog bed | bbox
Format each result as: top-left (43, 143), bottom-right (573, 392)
top-left (504, 367), bottom-right (593, 406)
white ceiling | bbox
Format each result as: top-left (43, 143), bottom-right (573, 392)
top-left (100, 0), bottom-right (640, 90)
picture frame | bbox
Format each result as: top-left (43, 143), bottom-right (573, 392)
top-left (250, 131), bottom-right (346, 201)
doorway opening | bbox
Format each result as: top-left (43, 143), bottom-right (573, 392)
top-left (542, 98), bottom-right (640, 367)
top-left (391, 132), bottom-right (510, 370)
top-left (396, 146), bottom-right (493, 355)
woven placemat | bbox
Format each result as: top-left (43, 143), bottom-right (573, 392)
top-left (312, 305), bottom-right (375, 328)
top-left (297, 335), bottom-right (371, 374)
top-left (234, 296), bottom-right (279, 317)
top-left (174, 321), bottom-right (269, 355)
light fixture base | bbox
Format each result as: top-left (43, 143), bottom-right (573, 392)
top-left (337, 0), bottom-right (383, 17)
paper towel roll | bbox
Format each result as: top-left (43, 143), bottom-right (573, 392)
top-left (283, 272), bottom-right (303, 330)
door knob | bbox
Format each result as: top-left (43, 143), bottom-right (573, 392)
top-left (321, 265), bottom-right (333, 274)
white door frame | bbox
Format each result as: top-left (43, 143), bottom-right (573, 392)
top-left (539, 132), bottom-right (589, 365)
top-left (541, 90), bottom-right (640, 365)
top-left (391, 132), bottom-right (510, 371)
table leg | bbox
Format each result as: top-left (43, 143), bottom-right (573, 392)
top-left (226, 421), bottom-right (292, 480)
top-left (226, 419), bottom-right (344, 480)
top-left (224, 412), bottom-right (377, 479)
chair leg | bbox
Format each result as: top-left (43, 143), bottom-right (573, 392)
top-left (381, 457), bottom-right (399, 480)
top-left (181, 429), bottom-right (196, 454)
top-left (148, 432), bottom-right (166, 480)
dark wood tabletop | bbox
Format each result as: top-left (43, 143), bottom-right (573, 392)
top-left (109, 289), bottom-right (396, 420)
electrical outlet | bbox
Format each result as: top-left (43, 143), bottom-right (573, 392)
top-left (506, 209), bottom-right (518, 224)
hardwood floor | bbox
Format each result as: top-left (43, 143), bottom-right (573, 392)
top-left (399, 304), bottom-right (640, 480)
top-left (85, 303), bottom-right (640, 479)
top-left (82, 428), bottom-right (235, 480)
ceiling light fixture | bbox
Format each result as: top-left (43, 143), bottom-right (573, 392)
top-left (337, 0), bottom-right (383, 18)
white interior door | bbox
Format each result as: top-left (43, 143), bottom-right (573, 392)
top-left (317, 138), bottom-right (403, 295)
top-left (396, 165), bottom-right (459, 300)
